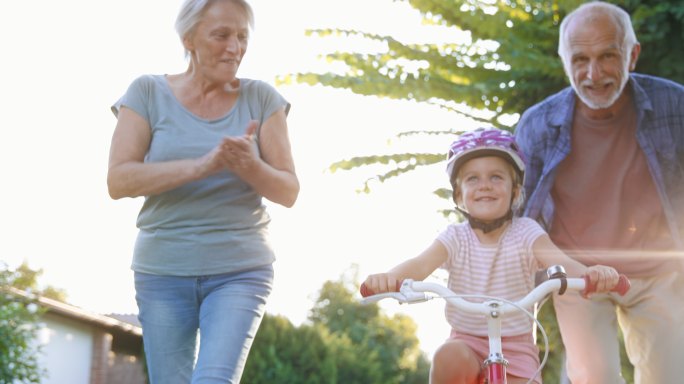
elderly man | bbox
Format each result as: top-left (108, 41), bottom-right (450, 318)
top-left (514, 2), bottom-right (684, 383)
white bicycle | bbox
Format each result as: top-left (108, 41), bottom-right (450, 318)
top-left (360, 265), bottom-right (630, 384)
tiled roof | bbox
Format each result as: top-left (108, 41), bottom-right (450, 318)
top-left (5, 287), bottom-right (142, 337)
top-left (107, 313), bottom-right (142, 328)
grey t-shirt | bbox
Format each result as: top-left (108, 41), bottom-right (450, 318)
top-left (112, 75), bottom-right (290, 276)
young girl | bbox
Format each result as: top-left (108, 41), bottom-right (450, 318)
top-left (362, 127), bottom-right (620, 384)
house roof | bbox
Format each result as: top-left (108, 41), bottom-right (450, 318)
top-left (107, 313), bottom-right (142, 328)
top-left (6, 287), bottom-right (142, 337)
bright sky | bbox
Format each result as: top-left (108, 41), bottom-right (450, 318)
top-left (1, 0), bottom-right (483, 356)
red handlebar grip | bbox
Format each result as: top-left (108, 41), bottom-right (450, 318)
top-left (359, 283), bottom-right (373, 298)
top-left (615, 274), bottom-right (631, 295)
top-left (359, 281), bottom-right (403, 297)
top-left (583, 274), bottom-right (630, 296)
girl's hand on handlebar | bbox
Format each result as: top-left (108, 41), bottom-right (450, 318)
top-left (362, 273), bottom-right (402, 295)
top-left (582, 265), bottom-right (620, 296)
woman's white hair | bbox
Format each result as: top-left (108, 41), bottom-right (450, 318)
top-left (175, 0), bottom-right (255, 58)
top-left (557, 1), bottom-right (638, 63)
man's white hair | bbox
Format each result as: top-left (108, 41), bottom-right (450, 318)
top-left (557, 1), bottom-right (638, 63)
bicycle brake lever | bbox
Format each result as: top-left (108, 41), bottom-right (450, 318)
top-left (398, 279), bottom-right (429, 304)
top-left (397, 290), bottom-right (429, 304)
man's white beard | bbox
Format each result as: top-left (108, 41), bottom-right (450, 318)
top-left (568, 61), bottom-right (631, 110)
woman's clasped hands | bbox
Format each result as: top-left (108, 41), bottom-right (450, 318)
top-left (199, 120), bottom-right (260, 176)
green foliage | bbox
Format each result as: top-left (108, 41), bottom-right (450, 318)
top-left (535, 301), bottom-right (565, 383)
top-left (282, 0), bottom-right (684, 190)
top-left (10, 263), bottom-right (67, 302)
top-left (282, 1), bottom-right (569, 129)
top-left (330, 153), bottom-right (444, 193)
top-left (285, 0), bottom-right (683, 125)
top-left (0, 263), bottom-right (47, 384)
top-left (627, 0), bottom-right (684, 83)
top-left (242, 315), bottom-right (338, 383)
top-left (309, 279), bottom-right (427, 383)
top-left (618, 328), bottom-right (635, 383)
top-left (243, 274), bottom-right (430, 383)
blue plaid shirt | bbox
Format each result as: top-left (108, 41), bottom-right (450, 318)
top-left (514, 73), bottom-right (684, 250)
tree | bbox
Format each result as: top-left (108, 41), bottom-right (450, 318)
top-left (243, 273), bottom-right (430, 383)
top-left (309, 278), bottom-right (429, 384)
top-left (280, 0), bottom-right (684, 189)
top-left (0, 262), bottom-right (50, 384)
top-left (9, 263), bottom-right (67, 302)
top-left (242, 315), bottom-right (339, 383)
top-left (1, 262), bottom-right (70, 384)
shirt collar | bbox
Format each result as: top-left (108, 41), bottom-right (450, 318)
top-left (549, 73), bottom-right (653, 128)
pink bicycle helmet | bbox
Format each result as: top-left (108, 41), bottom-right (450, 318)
top-left (446, 127), bottom-right (525, 184)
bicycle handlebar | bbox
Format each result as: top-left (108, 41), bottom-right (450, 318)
top-left (360, 274), bottom-right (630, 314)
top-left (359, 269), bottom-right (629, 384)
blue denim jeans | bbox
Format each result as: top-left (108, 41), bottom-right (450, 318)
top-left (134, 264), bottom-right (274, 384)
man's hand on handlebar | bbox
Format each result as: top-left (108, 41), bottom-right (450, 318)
top-left (582, 265), bottom-right (623, 298)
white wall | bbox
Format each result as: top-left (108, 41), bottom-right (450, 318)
top-left (36, 313), bottom-right (94, 384)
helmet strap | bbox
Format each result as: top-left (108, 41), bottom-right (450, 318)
top-left (454, 205), bottom-right (513, 234)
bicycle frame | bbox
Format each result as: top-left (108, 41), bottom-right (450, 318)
top-left (360, 267), bottom-right (629, 384)
top-left (410, 279), bottom-right (585, 384)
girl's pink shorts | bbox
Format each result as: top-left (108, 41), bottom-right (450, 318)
top-left (449, 329), bottom-right (542, 383)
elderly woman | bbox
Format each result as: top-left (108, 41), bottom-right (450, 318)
top-left (107, 0), bottom-right (298, 382)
